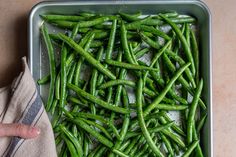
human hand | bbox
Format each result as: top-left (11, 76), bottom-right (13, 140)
top-left (0, 123), bottom-right (40, 138)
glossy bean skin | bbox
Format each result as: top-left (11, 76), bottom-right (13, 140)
top-left (41, 24), bottom-right (56, 111)
top-left (136, 78), bottom-right (164, 157)
top-left (40, 11), bottom-right (206, 157)
top-left (187, 79), bottom-right (203, 144)
top-left (58, 33), bottom-right (116, 80)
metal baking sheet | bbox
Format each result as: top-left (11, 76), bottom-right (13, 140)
top-left (28, 1), bottom-right (212, 156)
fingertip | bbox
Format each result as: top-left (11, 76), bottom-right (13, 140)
top-left (28, 126), bottom-right (40, 138)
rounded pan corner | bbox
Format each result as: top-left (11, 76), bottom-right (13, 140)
top-left (194, 0), bottom-right (212, 20)
top-left (28, 1), bottom-right (56, 22)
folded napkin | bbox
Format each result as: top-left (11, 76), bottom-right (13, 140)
top-left (0, 57), bottom-right (57, 157)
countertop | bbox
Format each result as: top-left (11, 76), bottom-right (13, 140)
top-left (0, 0), bottom-right (235, 156)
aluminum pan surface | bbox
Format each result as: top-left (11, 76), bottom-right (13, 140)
top-left (28, 1), bottom-right (212, 156)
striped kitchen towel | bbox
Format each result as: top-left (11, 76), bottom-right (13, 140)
top-left (0, 57), bottom-right (57, 157)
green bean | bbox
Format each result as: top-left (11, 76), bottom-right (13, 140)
top-left (143, 40), bottom-right (171, 86)
top-left (135, 141), bottom-right (150, 157)
top-left (121, 21), bottom-right (138, 64)
top-left (118, 140), bottom-right (131, 152)
top-left (119, 88), bottom-right (130, 141)
top-left (55, 134), bottom-right (62, 146)
top-left (168, 89), bottom-right (188, 105)
top-left (137, 25), bottom-right (171, 40)
top-left (72, 124), bottom-right (78, 137)
top-left (94, 146), bottom-right (107, 157)
top-left (41, 14), bottom-right (86, 21)
top-left (90, 40), bottom-right (103, 48)
top-left (132, 42), bottom-right (141, 52)
top-left (93, 30), bottom-right (109, 39)
top-left (59, 125), bottom-right (83, 157)
top-left (160, 132), bottom-right (174, 156)
top-left (59, 145), bottom-right (66, 157)
top-left (165, 49), bottom-right (196, 88)
top-left (129, 143), bottom-right (139, 156)
top-left (40, 12), bottom-right (206, 156)
top-left (93, 24), bottom-right (112, 30)
top-left (193, 124), bottom-right (204, 157)
top-left (68, 96), bottom-right (88, 108)
top-left (125, 121), bottom-right (174, 139)
top-left (106, 19), bottom-right (117, 59)
top-left (74, 32), bottom-right (95, 86)
top-left (125, 16), bottom-right (157, 29)
top-left (162, 51), bottom-right (206, 109)
top-left (88, 145), bottom-right (102, 157)
top-left (80, 12), bottom-right (96, 17)
top-left (124, 136), bottom-right (141, 154)
top-left (51, 99), bottom-right (58, 115)
top-left (185, 23), bottom-right (191, 45)
top-left (41, 24), bottom-right (56, 111)
top-left (190, 29), bottom-right (199, 84)
top-left (96, 19), bottom-right (117, 87)
top-left (90, 46), bottom-right (104, 114)
top-left (70, 118), bottom-right (114, 148)
top-left (98, 79), bottom-right (175, 105)
top-left (110, 68), bottom-right (127, 126)
top-left (51, 109), bottom-right (61, 128)
top-left (37, 75), bottom-right (50, 85)
top-left (83, 134), bottom-right (90, 156)
top-left (139, 32), bottom-right (160, 49)
top-left (128, 43), bottom-right (139, 64)
top-left (67, 63), bottom-right (76, 84)
top-left (182, 140), bottom-right (199, 157)
top-left (136, 78), bottom-right (164, 157)
top-left (187, 79), bottom-right (203, 144)
top-left (81, 118), bottom-right (112, 140)
top-left (106, 59), bottom-right (159, 71)
top-left (115, 50), bottom-right (123, 77)
top-left (62, 148), bottom-right (68, 157)
top-left (60, 46), bottom-right (67, 108)
top-left (126, 16), bottom-right (195, 29)
top-left (158, 11), bottom-right (179, 18)
top-left (144, 63), bottom-right (190, 116)
top-left (126, 30), bottom-right (154, 39)
top-left (134, 47), bottom-right (149, 59)
top-left (161, 129), bottom-right (185, 148)
top-left (98, 79), bottom-right (136, 89)
top-left (51, 17), bottom-right (114, 29)
top-left (160, 15), bottom-right (195, 76)
top-left (157, 104), bottom-right (188, 110)
top-left (79, 31), bottom-right (93, 47)
top-left (58, 33), bottom-right (116, 79)
top-left (66, 53), bottom-right (76, 67)
top-left (73, 112), bottom-right (109, 125)
top-left (168, 17), bottom-right (196, 24)
top-left (197, 113), bottom-right (207, 133)
top-left (108, 87), bottom-right (130, 157)
top-left (159, 111), bottom-right (186, 137)
top-left (71, 23), bottom-right (81, 39)
top-left (119, 12), bottom-right (142, 22)
top-left (112, 149), bottom-right (129, 157)
top-left (68, 83), bottom-right (129, 114)
top-left (172, 142), bottom-right (180, 155)
top-left (61, 134), bottom-right (79, 157)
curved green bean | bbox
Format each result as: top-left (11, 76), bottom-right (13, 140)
top-left (187, 79), bottom-right (203, 144)
top-left (136, 78), bottom-right (164, 157)
top-left (41, 24), bottom-right (56, 111)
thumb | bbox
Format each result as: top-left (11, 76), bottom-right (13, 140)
top-left (0, 123), bottom-right (40, 139)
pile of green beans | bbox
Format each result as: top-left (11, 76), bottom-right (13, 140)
top-left (39, 11), bottom-right (207, 157)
